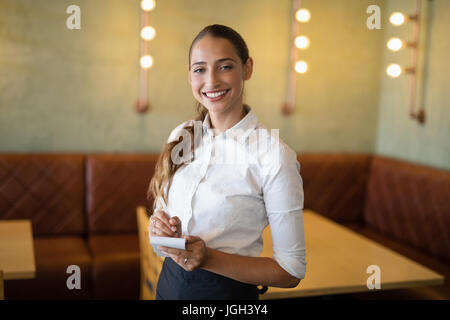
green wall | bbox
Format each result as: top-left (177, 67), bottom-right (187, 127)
top-left (12, 0), bottom-right (449, 171)
top-left (376, 0), bottom-right (450, 170)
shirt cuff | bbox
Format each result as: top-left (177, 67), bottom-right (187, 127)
top-left (272, 248), bottom-right (307, 280)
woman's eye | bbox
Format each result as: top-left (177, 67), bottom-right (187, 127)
top-left (193, 65), bottom-right (232, 73)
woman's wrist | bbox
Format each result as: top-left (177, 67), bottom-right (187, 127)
top-left (200, 246), bottom-right (214, 269)
top-left (198, 247), bottom-right (299, 288)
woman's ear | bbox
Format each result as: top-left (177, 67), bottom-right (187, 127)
top-left (243, 57), bottom-right (253, 80)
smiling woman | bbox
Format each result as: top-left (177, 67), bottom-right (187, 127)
top-left (188, 30), bottom-right (253, 133)
top-left (147, 24), bottom-right (306, 300)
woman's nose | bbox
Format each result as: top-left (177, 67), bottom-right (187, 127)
top-left (205, 69), bottom-right (219, 86)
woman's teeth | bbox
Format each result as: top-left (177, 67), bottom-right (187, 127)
top-left (204, 90), bottom-right (228, 98)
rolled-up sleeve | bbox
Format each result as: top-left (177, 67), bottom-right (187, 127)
top-left (262, 146), bottom-right (306, 280)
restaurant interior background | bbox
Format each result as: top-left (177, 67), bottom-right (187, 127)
top-left (0, 0), bottom-right (449, 300)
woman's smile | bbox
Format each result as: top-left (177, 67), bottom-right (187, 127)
top-left (202, 89), bottom-right (230, 101)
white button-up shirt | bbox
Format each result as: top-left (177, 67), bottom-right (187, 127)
top-left (155, 105), bottom-right (306, 280)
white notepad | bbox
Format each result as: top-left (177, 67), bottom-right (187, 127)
top-left (150, 236), bottom-right (186, 257)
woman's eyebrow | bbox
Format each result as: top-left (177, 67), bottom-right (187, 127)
top-left (191, 58), bottom-right (236, 67)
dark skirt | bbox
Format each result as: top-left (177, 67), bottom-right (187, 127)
top-left (156, 257), bottom-right (259, 300)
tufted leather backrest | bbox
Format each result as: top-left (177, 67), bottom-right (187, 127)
top-left (0, 154), bottom-right (85, 236)
top-left (364, 156), bottom-right (450, 263)
top-left (298, 153), bottom-right (372, 223)
top-left (86, 154), bottom-right (159, 234)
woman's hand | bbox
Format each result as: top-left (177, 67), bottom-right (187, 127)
top-left (149, 210), bottom-right (182, 238)
top-left (158, 235), bottom-right (207, 272)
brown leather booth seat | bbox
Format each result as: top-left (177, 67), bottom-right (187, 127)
top-left (1, 154), bottom-right (91, 299)
top-left (300, 154), bottom-right (450, 299)
top-left (299, 153), bottom-right (372, 224)
top-left (1, 153), bottom-right (159, 300)
top-left (350, 156), bottom-right (450, 299)
top-left (1, 152), bottom-right (449, 299)
top-left (85, 154), bottom-right (159, 299)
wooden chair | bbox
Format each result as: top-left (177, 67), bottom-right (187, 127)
top-left (0, 270), bottom-right (4, 300)
top-left (136, 206), bottom-right (164, 300)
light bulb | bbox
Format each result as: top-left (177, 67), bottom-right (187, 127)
top-left (141, 26), bottom-right (156, 41)
top-left (387, 38), bottom-right (404, 51)
top-left (386, 64), bottom-right (402, 78)
top-left (296, 9), bottom-right (311, 23)
top-left (140, 55), bottom-right (154, 69)
top-left (141, 0), bottom-right (155, 11)
top-left (295, 61), bottom-right (308, 74)
top-left (295, 36), bottom-right (310, 49)
top-left (389, 12), bottom-right (405, 26)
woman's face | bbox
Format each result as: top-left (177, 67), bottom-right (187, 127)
top-left (188, 35), bottom-right (253, 116)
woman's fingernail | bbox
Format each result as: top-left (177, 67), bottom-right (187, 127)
top-left (171, 227), bottom-right (177, 232)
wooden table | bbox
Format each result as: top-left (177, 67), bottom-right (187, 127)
top-left (260, 210), bottom-right (444, 299)
top-left (0, 220), bottom-right (36, 280)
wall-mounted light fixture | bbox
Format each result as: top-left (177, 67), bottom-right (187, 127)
top-left (387, 37), bottom-right (416, 51)
top-left (282, 0), bottom-right (311, 116)
top-left (386, 0), bottom-right (428, 124)
top-left (135, 0), bottom-right (156, 114)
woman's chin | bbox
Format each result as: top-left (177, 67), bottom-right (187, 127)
top-left (203, 103), bottom-right (229, 114)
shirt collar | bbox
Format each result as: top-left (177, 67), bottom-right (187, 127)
top-left (202, 104), bottom-right (258, 141)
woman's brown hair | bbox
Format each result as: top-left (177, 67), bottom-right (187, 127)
top-left (147, 24), bottom-right (250, 213)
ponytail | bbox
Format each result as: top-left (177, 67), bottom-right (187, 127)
top-left (147, 103), bottom-right (207, 212)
